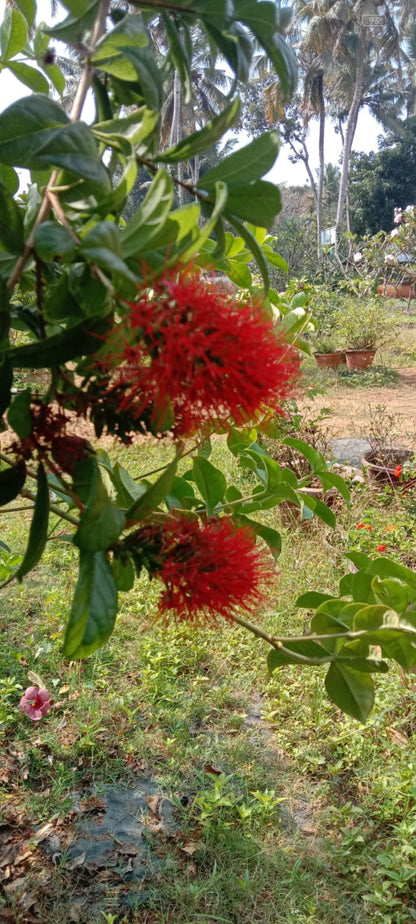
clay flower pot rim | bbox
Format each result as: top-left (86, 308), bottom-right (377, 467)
top-left (344, 347), bottom-right (377, 353)
top-left (362, 448), bottom-right (413, 469)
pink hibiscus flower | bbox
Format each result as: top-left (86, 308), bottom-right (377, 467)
top-left (19, 686), bottom-right (51, 721)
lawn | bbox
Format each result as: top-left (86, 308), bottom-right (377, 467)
top-left (2, 398), bottom-right (416, 923)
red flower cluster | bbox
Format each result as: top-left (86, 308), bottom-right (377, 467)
top-left (94, 268), bottom-right (299, 437)
top-left (394, 465), bottom-right (402, 478)
top-left (130, 514), bottom-right (273, 621)
top-left (376, 544), bottom-right (386, 552)
top-left (357, 522), bottom-right (372, 531)
top-left (11, 402), bottom-right (90, 475)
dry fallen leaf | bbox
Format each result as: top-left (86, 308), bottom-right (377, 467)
top-left (180, 840), bottom-right (202, 856)
top-left (65, 852), bottom-right (86, 870)
top-left (146, 795), bottom-right (162, 817)
top-left (58, 684), bottom-right (70, 695)
top-left (203, 764), bottom-right (222, 776)
top-left (386, 726), bottom-right (408, 747)
top-left (32, 821), bottom-right (56, 845)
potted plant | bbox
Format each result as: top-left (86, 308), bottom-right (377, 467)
top-left (339, 301), bottom-right (389, 371)
top-left (313, 335), bottom-right (346, 369)
top-left (361, 404), bottom-right (414, 486)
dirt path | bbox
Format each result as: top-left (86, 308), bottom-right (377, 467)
top-left (306, 368), bottom-right (416, 442)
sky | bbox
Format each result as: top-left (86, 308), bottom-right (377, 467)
top-left (0, 0), bottom-right (383, 188)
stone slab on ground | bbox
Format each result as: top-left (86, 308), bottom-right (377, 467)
top-left (330, 438), bottom-right (370, 468)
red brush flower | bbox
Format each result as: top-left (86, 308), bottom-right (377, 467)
top-left (130, 515), bottom-right (273, 621)
top-left (94, 268), bottom-right (299, 437)
top-left (376, 544), bottom-right (386, 552)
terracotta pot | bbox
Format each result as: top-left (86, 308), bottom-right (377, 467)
top-left (314, 351), bottom-right (346, 369)
top-left (344, 348), bottom-right (376, 371)
top-left (362, 449), bottom-right (413, 486)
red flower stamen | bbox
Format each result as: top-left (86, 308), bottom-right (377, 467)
top-left (130, 515), bottom-right (273, 622)
top-left (92, 268), bottom-right (300, 437)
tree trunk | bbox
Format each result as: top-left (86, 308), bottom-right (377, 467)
top-left (316, 72), bottom-right (325, 263)
top-left (170, 69), bottom-right (184, 205)
top-left (335, 25), bottom-right (367, 246)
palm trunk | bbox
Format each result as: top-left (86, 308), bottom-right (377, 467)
top-left (335, 25), bottom-right (367, 247)
top-left (170, 69), bottom-right (185, 205)
top-left (316, 73), bottom-right (325, 263)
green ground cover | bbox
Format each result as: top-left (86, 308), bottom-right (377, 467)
top-left (2, 432), bottom-right (416, 923)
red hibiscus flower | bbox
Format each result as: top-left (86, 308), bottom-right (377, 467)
top-left (19, 686), bottom-right (51, 721)
top-left (130, 515), bottom-right (273, 621)
top-left (94, 268), bottom-right (299, 437)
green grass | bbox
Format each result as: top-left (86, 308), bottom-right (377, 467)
top-left (2, 437), bottom-right (416, 922)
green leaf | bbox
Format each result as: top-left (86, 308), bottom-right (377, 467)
top-left (16, 463), bottom-right (49, 580)
top-left (317, 471), bottom-right (350, 506)
top-left (8, 388), bottom-right (32, 438)
top-left (63, 550), bottom-right (118, 659)
top-left (126, 455), bottom-right (178, 521)
top-left (224, 181), bottom-right (281, 228)
top-left (81, 221), bottom-right (137, 282)
top-left (237, 515), bottom-right (281, 559)
top-left (0, 95), bottom-right (68, 166)
top-left (0, 278), bottom-right (10, 348)
top-left (158, 99), bottom-right (240, 164)
top-left (7, 316), bottom-right (111, 368)
top-left (371, 576), bottom-right (410, 613)
top-left (199, 132), bottom-right (280, 189)
top-left (14, 0), bottom-right (35, 28)
top-left (165, 475), bottom-right (196, 510)
top-left (1, 7), bottom-right (27, 60)
top-left (162, 14), bottom-right (191, 104)
top-left (0, 164), bottom-right (19, 195)
top-left (35, 221), bottom-right (77, 262)
top-left (45, 0), bottom-right (99, 44)
top-left (92, 13), bottom-right (148, 62)
top-left (0, 182), bottom-right (24, 255)
top-left (43, 63), bottom-right (66, 96)
top-left (234, 0), bottom-right (297, 100)
top-left (226, 216), bottom-right (270, 291)
top-left (110, 461), bottom-right (147, 507)
top-left (0, 358), bottom-right (12, 415)
top-left (121, 169), bottom-right (174, 258)
top-left (112, 552), bottom-right (135, 592)
top-left (60, 0), bottom-right (91, 18)
top-left (92, 108), bottom-right (157, 156)
top-left (296, 591), bottom-right (334, 609)
top-left (0, 463), bottom-right (26, 506)
top-left (181, 181), bottom-right (228, 261)
top-left (301, 495), bottom-right (336, 529)
top-left (7, 62), bottom-right (49, 94)
top-left (193, 457), bottom-right (226, 512)
top-left (34, 123), bottom-right (110, 192)
top-left (325, 662), bottom-right (375, 722)
top-left (283, 437), bottom-right (326, 473)
top-left (74, 463), bottom-right (125, 552)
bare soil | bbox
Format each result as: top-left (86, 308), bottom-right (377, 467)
top-left (305, 367), bottom-right (416, 443)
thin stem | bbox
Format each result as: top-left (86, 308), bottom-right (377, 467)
top-left (0, 452), bottom-right (80, 526)
top-left (230, 612), bottom-right (282, 648)
top-left (21, 488), bottom-right (80, 526)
